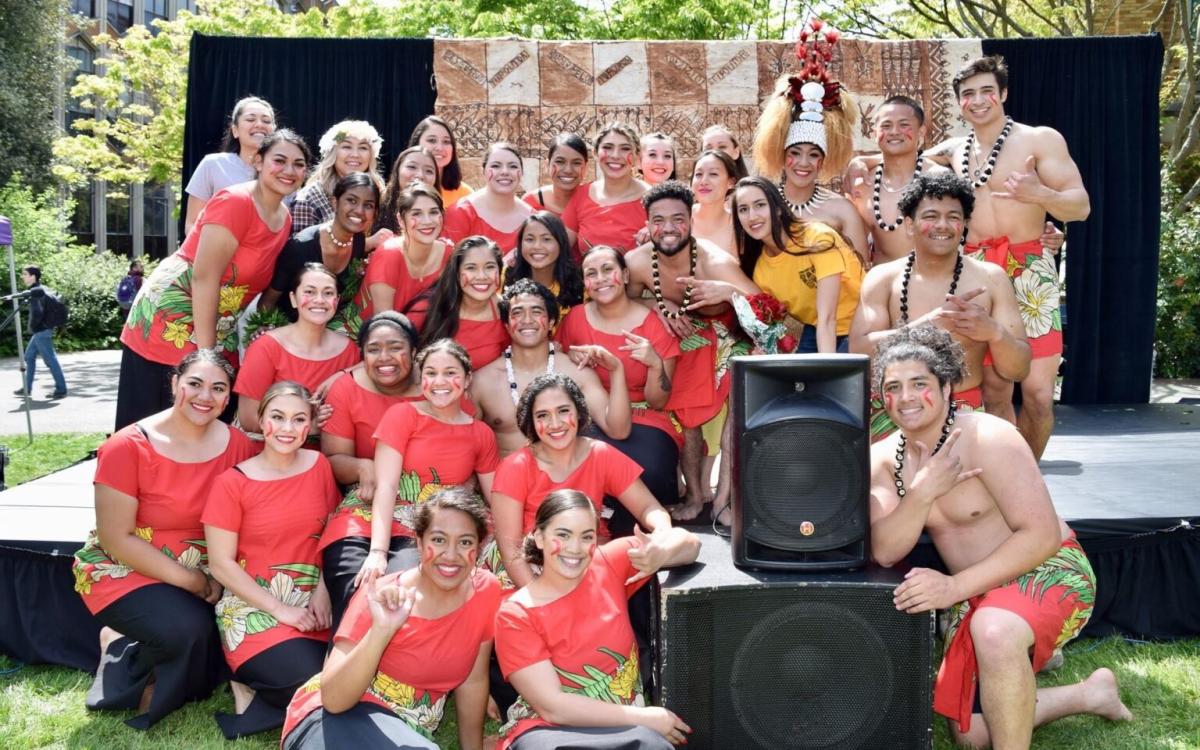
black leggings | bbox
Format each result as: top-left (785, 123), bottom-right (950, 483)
top-left (321, 535), bottom-right (418, 634)
top-left (115, 345), bottom-right (237, 430)
top-left (593, 424), bottom-right (680, 537)
top-left (88, 583), bottom-right (226, 730)
top-left (215, 637), bottom-right (326, 739)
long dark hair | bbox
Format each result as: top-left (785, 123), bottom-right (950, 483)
top-left (692, 149), bottom-right (741, 200)
top-left (409, 116), bottom-right (464, 190)
top-left (255, 129), bottom-right (313, 170)
top-left (701, 124), bottom-right (749, 179)
top-left (504, 212), bottom-right (584, 308)
top-left (380, 146), bottom-right (443, 232)
top-left (732, 177), bottom-right (824, 279)
top-left (407, 236), bottom-right (501, 348)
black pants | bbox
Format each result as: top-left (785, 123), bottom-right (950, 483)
top-left (322, 535), bottom-right (418, 635)
top-left (87, 583), bottom-right (227, 730)
top-left (593, 424), bottom-right (680, 538)
top-left (283, 703), bottom-right (439, 750)
top-left (215, 637), bottom-right (326, 739)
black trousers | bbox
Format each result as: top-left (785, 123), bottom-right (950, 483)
top-left (215, 637), bottom-right (326, 739)
top-left (87, 583), bottom-right (227, 730)
top-left (321, 535), bottom-right (418, 635)
top-left (283, 703), bottom-right (439, 750)
top-left (594, 424), bottom-right (680, 537)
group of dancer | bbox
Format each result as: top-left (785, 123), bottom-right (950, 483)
top-left (75, 21), bottom-right (1133, 749)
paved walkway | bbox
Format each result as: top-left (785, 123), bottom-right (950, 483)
top-left (2, 349), bottom-right (119, 436)
top-left (1, 348), bottom-right (1198, 438)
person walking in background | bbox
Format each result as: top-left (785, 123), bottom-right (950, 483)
top-left (16, 265), bottom-right (68, 400)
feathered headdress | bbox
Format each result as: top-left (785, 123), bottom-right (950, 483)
top-left (753, 18), bottom-right (857, 183)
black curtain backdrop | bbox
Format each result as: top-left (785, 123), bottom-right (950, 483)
top-left (981, 35), bottom-right (1163, 404)
top-left (181, 33), bottom-right (436, 235)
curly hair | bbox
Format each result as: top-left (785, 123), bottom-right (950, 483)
top-left (642, 179), bottom-right (694, 212)
top-left (897, 173), bottom-right (975, 222)
top-left (408, 485), bottom-right (490, 542)
top-left (515, 373), bottom-right (592, 443)
top-left (500, 278), bottom-right (560, 327)
top-left (522, 489), bottom-right (597, 566)
top-left (872, 322), bottom-right (968, 396)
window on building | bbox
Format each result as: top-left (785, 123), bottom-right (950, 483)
top-left (179, 0), bottom-right (197, 12)
top-left (107, 0), bottom-right (134, 35)
top-left (145, 0), bottom-right (169, 32)
top-left (65, 41), bottom-right (95, 134)
top-left (70, 0), bottom-right (95, 17)
top-left (107, 193), bottom-right (131, 235)
top-left (70, 185), bottom-right (93, 235)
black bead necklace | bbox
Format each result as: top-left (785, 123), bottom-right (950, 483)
top-left (893, 407), bottom-right (956, 498)
top-left (960, 116), bottom-right (1013, 189)
top-left (651, 240), bottom-right (696, 320)
top-left (898, 250), bottom-right (963, 325)
top-left (872, 153), bottom-right (923, 232)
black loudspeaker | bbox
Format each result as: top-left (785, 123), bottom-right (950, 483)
top-left (656, 532), bottom-right (934, 750)
top-left (731, 354), bottom-right (871, 570)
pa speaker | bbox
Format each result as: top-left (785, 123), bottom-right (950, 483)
top-left (731, 354), bottom-right (870, 570)
top-left (656, 532), bottom-right (934, 750)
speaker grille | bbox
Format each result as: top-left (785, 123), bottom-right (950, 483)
top-left (660, 584), bottom-right (932, 750)
top-left (743, 419), bottom-right (867, 551)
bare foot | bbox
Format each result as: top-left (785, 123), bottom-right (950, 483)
top-left (670, 500), bottom-right (706, 522)
top-left (98, 626), bottom-right (122, 655)
top-left (713, 501), bottom-right (732, 527)
top-left (230, 680), bottom-right (256, 714)
top-left (1084, 668), bottom-right (1133, 722)
top-left (486, 696), bottom-right (501, 721)
top-left (137, 680), bottom-right (155, 713)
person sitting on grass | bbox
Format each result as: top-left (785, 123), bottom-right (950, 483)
top-left (868, 323), bottom-right (1132, 748)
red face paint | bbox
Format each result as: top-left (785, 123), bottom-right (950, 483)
top-left (884, 393), bottom-right (894, 411)
top-left (586, 542), bottom-right (597, 557)
top-left (422, 545), bottom-right (436, 564)
top-left (550, 539), bottom-right (562, 556)
top-left (262, 421), bottom-right (275, 439)
top-left (919, 219), bottom-right (937, 235)
top-left (922, 391), bottom-right (934, 407)
top-left (465, 547), bottom-right (478, 567)
top-left (960, 95), bottom-right (972, 110)
top-left (987, 92), bottom-right (999, 106)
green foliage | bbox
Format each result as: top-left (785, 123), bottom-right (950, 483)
top-left (1155, 182), bottom-right (1200, 378)
top-left (0, 0), bottom-right (69, 191)
top-left (0, 175), bottom-right (136, 355)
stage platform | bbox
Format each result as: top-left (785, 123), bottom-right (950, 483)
top-left (2, 404), bottom-right (1197, 672)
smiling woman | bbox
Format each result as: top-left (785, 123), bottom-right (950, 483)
top-left (442, 142), bottom-right (534, 256)
top-left (116, 129), bottom-right (312, 431)
top-left (291, 120), bottom-right (387, 239)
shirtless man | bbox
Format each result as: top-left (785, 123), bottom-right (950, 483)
top-left (471, 278), bottom-right (632, 457)
top-left (625, 180), bottom-right (759, 520)
top-left (850, 173), bottom-right (1030, 440)
top-left (847, 96), bottom-right (948, 264)
top-left (869, 324), bottom-right (1131, 749)
top-left (926, 55), bottom-right (1090, 460)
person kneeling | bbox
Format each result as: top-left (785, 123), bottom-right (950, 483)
top-left (869, 324), bottom-right (1132, 749)
top-left (495, 489), bottom-right (699, 749)
top-left (282, 488), bottom-right (499, 750)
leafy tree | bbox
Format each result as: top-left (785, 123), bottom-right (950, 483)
top-left (0, 0), bottom-right (69, 191)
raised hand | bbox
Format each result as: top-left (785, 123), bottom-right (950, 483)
top-left (626, 526), bottom-right (669, 585)
top-left (568, 344), bottom-right (623, 373)
top-left (990, 155), bottom-right (1048, 204)
top-left (366, 574), bottom-right (415, 635)
top-left (618, 330), bottom-right (661, 369)
top-left (677, 276), bottom-right (735, 311)
top-left (938, 287), bottom-right (999, 343)
top-left (906, 429), bottom-right (982, 502)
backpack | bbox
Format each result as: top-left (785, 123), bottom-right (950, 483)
top-left (41, 288), bottom-right (68, 329)
top-left (116, 275), bottom-right (138, 310)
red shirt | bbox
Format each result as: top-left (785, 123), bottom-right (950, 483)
top-left (561, 184), bottom-right (647, 260)
top-left (281, 569), bottom-right (501, 742)
top-left (120, 183), bottom-right (290, 366)
top-left (442, 201), bottom-right (525, 256)
top-left (202, 452), bottom-right (340, 670)
top-left (355, 240), bottom-right (452, 322)
top-left (495, 538), bottom-right (649, 749)
top-left (320, 402), bottom-right (499, 546)
top-left (322, 374), bottom-right (417, 460)
top-left (555, 306), bottom-right (683, 448)
top-left (234, 333), bottom-right (361, 401)
top-left (493, 441), bottom-right (641, 541)
top-left (73, 425), bottom-right (256, 614)
top-left (406, 300), bottom-right (510, 371)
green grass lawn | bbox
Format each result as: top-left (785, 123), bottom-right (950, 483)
top-left (2, 434), bottom-right (1196, 748)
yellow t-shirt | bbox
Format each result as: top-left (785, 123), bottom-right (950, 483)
top-left (752, 222), bottom-right (864, 335)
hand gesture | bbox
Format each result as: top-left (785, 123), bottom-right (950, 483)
top-left (893, 568), bottom-right (961, 613)
top-left (568, 344), bottom-right (623, 373)
top-left (275, 604), bottom-right (318, 632)
top-left (640, 706), bottom-right (692, 745)
top-left (634, 226), bottom-right (651, 246)
top-left (655, 299), bottom-right (695, 339)
top-left (843, 157), bottom-right (874, 201)
top-left (353, 548), bottom-right (389, 590)
top-left (308, 579), bottom-right (332, 630)
top-left (366, 574), bottom-right (415, 635)
top-left (355, 461), bottom-right (378, 504)
top-left (937, 288), bottom-right (998, 343)
top-left (365, 227), bottom-right (394, 252)
top-left (619, 330), bottom-right (662, 369)
top-left (1040, 221), bottom-right (1065, 256)
top-left (626, 527), bottom-right (669, 585)
top-left (990, 155), bottom-right (1048, 204)
top-left (906, 429), bottom-right (982, 502)
top-left (315, 401), bottom-right (334, 430)
top-left (678, 276), bottom-right (734, 311)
